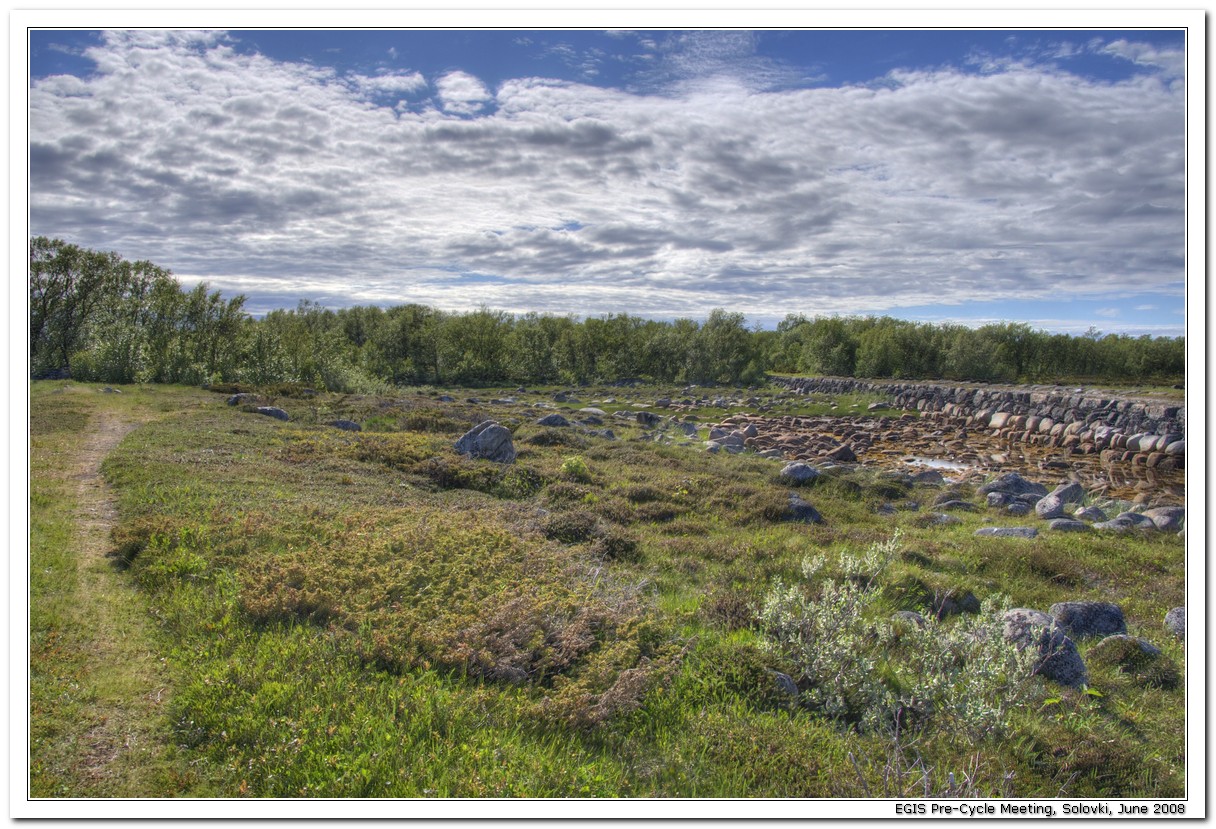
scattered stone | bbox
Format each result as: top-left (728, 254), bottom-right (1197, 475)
top-left (892, 610), bottom-right (927, 629)
top-left (770, 670), bottom-right (800, 698)
top-left (1164, 607), bottom-right (1185, 640)
top-left (786, 493), bottom-right (825, 524)
top-left (1050, 601), bottom-right (1127, 638)
top-left (228, 393), bottom-right (261, 406)
top-left (933, 588), bottom-right (980, 619)
top-left (1051, 481), bottom-right (1086, 504)
top-left (1047, 519), bottom-right (1089, 533)
top-left (1034, 494), bottom-right (1066, 520)
top-left (779, 462), bottom-right (821, 486)
top-left (577, 408), bottom-right (608, 418)
top-left (636, 411), bottom-right (663, 428)
top-left (911, 469), bottom-right (945, 485)
top-left (824, 444), bottom-right (857, 463)
top-left (978, 472), bottom-right (1049, 498)
top-left (1002, 608), bottom-right (1087, 687)
top-left (536, 413), bottom-right (572, 427)
top-left (454, 420), bottom-right (516, 464)
top-left (936, 499), bottom-right (975, 512)
top-left (1073, 505), bottom-right (1108, 523)
top-left (1142, 506), bottom-right (1185, 532)
top-left (101, 386), bottom-right (121, 394)
top-left (974, 527), bottom-right (1038, 539)
top-left (329, 419), bottom-right (361, 431)
top-left (917, 513), bottom-right (962, 528)
top-left (986, 492), bottom-right (1012, 508)
top-left (255, 406), bottom-right (290, 421)
top-left (1005, 502), bottom-right (1032, 517)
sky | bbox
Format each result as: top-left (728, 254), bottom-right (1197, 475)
top-left (26, 27), bottom-right (1190, 335)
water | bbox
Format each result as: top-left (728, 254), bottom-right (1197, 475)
top-left (904, 456), bottom-right (974, 471)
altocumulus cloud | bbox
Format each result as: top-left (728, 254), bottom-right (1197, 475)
top-left (28, 29), bottom-right (1185, 322)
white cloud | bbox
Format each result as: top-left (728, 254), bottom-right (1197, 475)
top-left (1094, 308), bottom-right (1121, 318)
top-left (27, 31), bottom-right (1185, 327)
top-left (435, 70), bottom-right (491, 115)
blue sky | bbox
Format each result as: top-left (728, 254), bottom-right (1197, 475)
top-left (27, 27), bottom-right (1189, 335)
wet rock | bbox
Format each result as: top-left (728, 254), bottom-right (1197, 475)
top-left (1164, 607), bottom-right (1185, 640)
top-left (974, 527), bottom-right (1038, 539)
top-left (1002, 608), bottom-right (1087, 688)
top-left (1050, 601), bottom-right (1127, 638)
top-left (978, 472), bottom-right (1049, 498)
top-left (454, 420), bottom-right (516, 464)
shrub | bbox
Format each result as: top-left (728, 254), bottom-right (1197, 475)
top-left (560, 455), bottom-right (592, 483)
top-left (757, 532), bottom-right (1036, 738)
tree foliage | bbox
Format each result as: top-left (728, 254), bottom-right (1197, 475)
top-left (29, 238), bottom-right (1185, 390)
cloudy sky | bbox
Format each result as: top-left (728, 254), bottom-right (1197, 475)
top-left (27, 27), bottom-right (1189, 334)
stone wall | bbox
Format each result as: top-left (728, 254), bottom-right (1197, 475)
top-left (775, 377), bottom-right (1185, 462)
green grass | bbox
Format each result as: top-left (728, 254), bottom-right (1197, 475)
top-left (28, 380), bottom-right (1187, 798)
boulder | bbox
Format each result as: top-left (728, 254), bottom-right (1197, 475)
top-left (536, 413), bottom-right (572, 427)
top-left (1073, 505), bottom-right (1108, 523)
top-left (255, 406), bottom-right (290, 421)
top-left (1051, 481), bottom-right (1086, 504)
top-left (1050, 601), bottom-right (1126, 638)
top-left (636, 411), bottom-right (663, 428)
top-left (824, 444), bottom-right (857, 463)
top-left (454, 420), bottom-right (516, 464)
top-left (1034, 494), bottom-right (1066, 520)
top-left (1164, 607), bottom-right (1185, 640)
top-left (786, 493), bottom-right (825, 524)
top-left (329, 419), bottom-right (361, 432)
top-left (779, 462), bottom-right (821, 486)
top-left (1002, 609), bottom-right (1087, 688)
top-left (974, 527), bottom-right (1038, 539)
top-left (1005, 502), bottom-right (1032, 517)
top-left (1142, 506), bottom-right (1185, 532)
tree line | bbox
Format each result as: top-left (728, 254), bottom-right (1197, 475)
top-left (29, 237), bottom-right (1184, 391)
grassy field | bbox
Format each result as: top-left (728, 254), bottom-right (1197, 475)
top-left (27, 380), bottom-right (1187, 799)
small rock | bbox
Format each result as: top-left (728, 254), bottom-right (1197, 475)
top-left (1047, 519), bottom-right (1089, 533)
top-left (779, 462), bottom-right (821, 486)
top-left (974, 527), bottom-right (1038, 539)
top-left (1164, 607), bottom-right (1185, 640)
top-left (255, 406), bottom-right (290, 421)
top-left (917, 513), bottom-right (962, 528)
top-left (937, 499), bottom-right (975, 512)
top-left (228, 393), bottom-right (261, 406)
top-left (536, 413), bottom-right (572, 427)
top-left (1050, 601), bottom-right (1127, 638)
top-left (770, 670), bottom-right (800, 698)
top-left (978, 472), bottom-right (1048, 498)
top-left (934, 588), bottom-right (980, 619)
top-left (1087, 635), bottom-right (1179, 689)
top-left (911, 469), bottom-right (945, 485)
top-left (786, 493), bottom-right (825, 524)
top-left (454, 420), bottom-right (516, 464)
top-left (1073, 505), bottom-right (1108, 523)
top-left (1002, 608), bottom-right (1087, 687)
top-left (329, 419), bottom-right (361, 431)
top-left (1005, 502), bottom-right (1032, 517)
top-left (986, 492), bottom-right (1012, 508)
top-left (1142, 506), bottom-right (1185, 532)
top-left (1035, 494), bottom-right (1065, 520)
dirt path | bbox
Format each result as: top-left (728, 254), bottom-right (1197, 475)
top-left (60, 405), bottom-right (175, 793)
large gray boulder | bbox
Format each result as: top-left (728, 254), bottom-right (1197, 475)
top-left (1003, 609), bottom-right (1087, 687)
top-left (1035, 494), bottom-right (1066, 520)
top-left (1050, 601), bottom-right (1127, 638)
top-left (454, 420), bottom-right (516, 464)
top-left (1051, 481), bottom-right (1086, 504)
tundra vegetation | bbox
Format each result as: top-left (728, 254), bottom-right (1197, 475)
top-left (30, 378), bottom-right (1186, 798)
top-left (28, 239), bottom-right (1186, 798)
